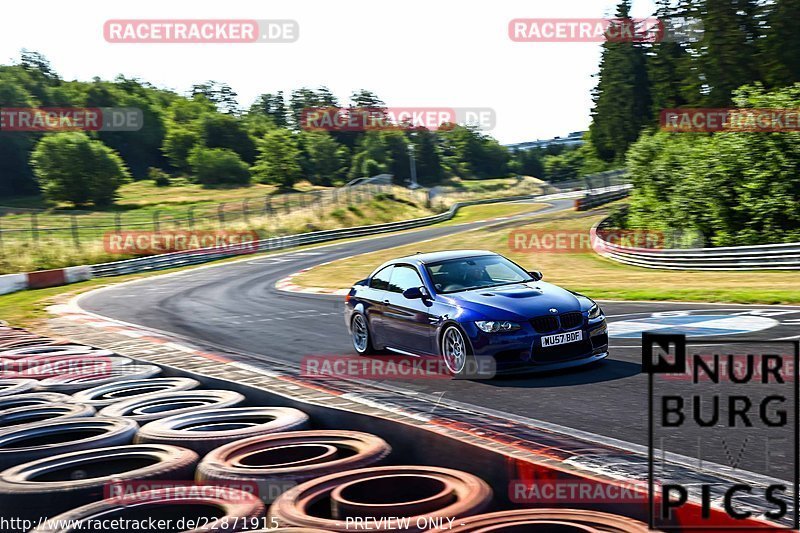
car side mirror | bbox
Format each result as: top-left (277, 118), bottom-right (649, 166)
top-left (528, 270), bottom-right (543, 281)
top-left (403, 286), bottom-right (430, 300)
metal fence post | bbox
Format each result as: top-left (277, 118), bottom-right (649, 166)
top-left (115, 213), bottom-right (122, 235)
top-left (153, 211), bottom-right (160, 232)
top-left (188, 206), bottom-right (195, 230)
top-left (218, 203), bottom-right (225, 227)
top-left (243, 199), bottom-right (250, 225)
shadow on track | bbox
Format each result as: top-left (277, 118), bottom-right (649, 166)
top-left (481, 359), bottom-right (641, 388)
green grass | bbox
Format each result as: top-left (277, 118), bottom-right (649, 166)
top-left (439, 202), bottom-right (544, 226)
top-left (294, 201), bottom-right (800, 305)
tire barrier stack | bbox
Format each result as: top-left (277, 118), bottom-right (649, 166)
top-left (0, 323), bottom-right (658, 532)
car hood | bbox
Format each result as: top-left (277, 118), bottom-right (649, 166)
top-left (448, 281), bottom-right (584, 319)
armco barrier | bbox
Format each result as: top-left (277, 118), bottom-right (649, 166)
top-left (574, 187), bottom-right (630, 211)
top-left (591, 221), bottom-right (800, 270)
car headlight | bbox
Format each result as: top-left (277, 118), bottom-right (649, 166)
top-left (588, 303), bottom-right (603, 319)
top-left (475, 320), bottom-right (521, 333)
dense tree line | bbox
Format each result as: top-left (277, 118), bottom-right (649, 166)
top-left (2, 53), bottom-right (572, 205)
top-left (591, 0), bottom-right (800, 244)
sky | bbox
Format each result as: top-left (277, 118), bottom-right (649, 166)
top-left (1, 0), bottom-right (657, 144)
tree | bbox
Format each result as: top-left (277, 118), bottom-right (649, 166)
top-left (31, 133), bottom-right (130, 206)
top-left (252, 130), bottom-right (303, 188)
top-left (347, 131), bottom-right (392, 180)
top-left (589, 0), bottom-right (651, 162)
top-left (439, 124), bottom-right (510, 179)
top-left (511, 148), bottom-right (544, 178)
top-left (695, 0), bottom-right (762, 106)
top-left (289, 87), bottom-right (339, 129)
top-left (250, 92), bottom-right (288, 127)
top-left (187, 147), bottom-right (251, 186)
top-left (409, 128), bottom-right (445, 185)
top-left (303, 132), bottom-right (348, 186)
top-left (198, 113), bottom-right (257, 164)
top-left (191, 81), bottom-right (240, 114)
top-left (162, 97), bottom-right (217, 173)
top-left (760, 0), bottom-right (800, 87)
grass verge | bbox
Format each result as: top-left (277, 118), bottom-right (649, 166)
top-left (0, 201), bottom-right (548, 329)
top-left (292, 202), bottom-right (800, 305)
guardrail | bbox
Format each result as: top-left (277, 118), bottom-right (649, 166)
top-left (90, 190), bottom-right (576, 278)
top-left (574, 187), bottom-right (630, 211)
top-left (591, 222), bottom-right (800, 270)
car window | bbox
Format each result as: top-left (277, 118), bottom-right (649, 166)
top-left (387, 265), bottom-right (423, 293)
top-left (369, 266), bottom-right (393, 290)
top-left (425, 255), bottom-right (532, 294)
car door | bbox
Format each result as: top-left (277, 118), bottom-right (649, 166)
top-left (362, 265), bottom-right (393, 345)
top-left (382, 264), bottom-right (435, 354)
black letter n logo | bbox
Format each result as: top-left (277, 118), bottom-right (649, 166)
top-left (643, 333), bottom-right (686, 374)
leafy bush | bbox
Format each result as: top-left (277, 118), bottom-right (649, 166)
top-left (31, 132), bottom-right (130, 206)
top-left (147, 167), bottom-right (171, 187)
top-left (187, 147), bottom-right (251, 186)
top-left (626, 84), bottom-right (800, 246)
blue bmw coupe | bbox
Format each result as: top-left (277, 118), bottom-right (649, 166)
top-left (344, 250), bottom-right (609, 376)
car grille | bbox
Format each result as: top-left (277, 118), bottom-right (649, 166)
top-left (529, 311), bottom-right (584, 333)
top-left (530, 316), bottom-right (559, 333)
top-left (559, 311), bottom-right (584, 330)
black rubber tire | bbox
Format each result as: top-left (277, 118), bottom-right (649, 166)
top-left (0, 416), bottom-right (138, 469)
top-left (0, 392), bottom-right (74, 411)
top-left (197, 430), bottom-right (391, 503)
top-left (0, 403), bottom-right (96, 429)
top-left (135, 406), bottom-right (310, 455)
top-left (439, 325), bottom-right (492, 380)
top-left (0, 379), bottom-right (37, 397)
top-left (72, 377), bottom-right (200, 407)
top-left (350, 312), bottom-right (380, 356)
top-left (0, 444), bottom-right (198, 521)
top-left (29, 487), bottom-right (265, 532)
top-left (98, 389), bottom-right (245, 422)
top-left (37, 364), bottom-right (162, 393)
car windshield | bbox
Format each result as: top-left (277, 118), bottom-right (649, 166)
top-left (425, 255), bottom-right (534, 294)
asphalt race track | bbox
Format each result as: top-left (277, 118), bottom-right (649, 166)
top-left (80, 199), bottom-right (800, 480)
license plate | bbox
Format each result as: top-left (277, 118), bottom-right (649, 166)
top-left (541, 330), bottom-right (583, 347)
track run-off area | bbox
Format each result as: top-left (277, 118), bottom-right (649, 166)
top-left (77, 198), bottom-right (800, 481)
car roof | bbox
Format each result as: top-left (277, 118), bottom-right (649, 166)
top-left (388, 249), bottom-right (497, 266)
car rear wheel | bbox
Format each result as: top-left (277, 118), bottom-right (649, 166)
top-left (350, 313), bottom-right (374, 355)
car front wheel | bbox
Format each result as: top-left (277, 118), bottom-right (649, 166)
top-left (441, 325), bottom-right (469, 376)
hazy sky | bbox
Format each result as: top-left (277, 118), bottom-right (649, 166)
top-left (1, 0), bottom-right (657, 144)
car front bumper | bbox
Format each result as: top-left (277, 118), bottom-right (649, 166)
top-left (463, 318), bottom-right (609, 374)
